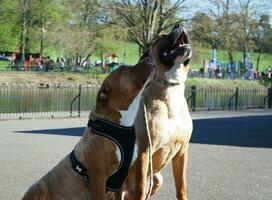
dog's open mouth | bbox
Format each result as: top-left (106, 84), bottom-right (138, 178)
top-left (159, 24), bottom-right (191, 65)
top-left (169, 24), bottom-right (189, 50)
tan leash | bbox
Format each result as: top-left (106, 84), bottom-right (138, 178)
top-left (143, 99), bottom-right (153, 200)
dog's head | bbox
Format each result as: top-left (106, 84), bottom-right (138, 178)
top-left (95, 58), bottom-right (155, 125)
top-left (150, 24), bottom-right (192, 83)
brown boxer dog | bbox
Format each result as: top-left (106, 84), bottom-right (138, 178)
top-left (118, 24), bottom-right (193, 200)
top-left (21, 58), bottom-right (155, 200)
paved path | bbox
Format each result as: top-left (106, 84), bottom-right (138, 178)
top-left (0, 110), bottom-right (272, 200)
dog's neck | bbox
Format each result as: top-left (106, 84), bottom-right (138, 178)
top-left (90, 92), bottom-right (143, 127)
top-left (164, 63), bottom-right (187, 84)
top-left (148, 63), bottom-right (187, 96)
top-left (119, 90), bottom-right (142, 127)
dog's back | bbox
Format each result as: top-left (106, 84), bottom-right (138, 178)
top-left (22, 155), bottom-right (92, 200)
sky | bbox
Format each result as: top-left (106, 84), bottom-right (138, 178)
top-left (183, 0), bottom-right (272, 22)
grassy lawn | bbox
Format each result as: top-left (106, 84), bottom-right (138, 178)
top-left (0, 60), bottom-right (9, 71)
top-left (186, 78), bottom-right (265, 89)
top-left (2, 41), bottom-right (271, 72)
top-left (90, 41), bottom-right (139, 65)
top-left (90, 40), bottom-right (272, 71)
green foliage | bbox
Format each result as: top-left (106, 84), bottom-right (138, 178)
top-left (260, 77), bottom-right (272, 88)
top-left (0, 24), bottom-right (20, 51)
top-left (0, 0), bottom-right (271, 69)
top-left (190, 12), bottom-right (214, 48)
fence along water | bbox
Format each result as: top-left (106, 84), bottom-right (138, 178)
top-left (187, 86), bottom-right (271, 110)
top-left (0, 84), bottom-right (99, 119)
top-left (0, 84), bottom-right (271, 120)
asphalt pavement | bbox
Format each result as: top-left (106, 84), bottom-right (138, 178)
top-left (0, 109), bottom-right (272, 200)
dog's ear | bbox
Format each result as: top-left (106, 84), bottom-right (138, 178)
top-left (98, 83), bottom-right (110, 102)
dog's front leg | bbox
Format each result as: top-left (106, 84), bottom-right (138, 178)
top-left (89, 174), bottom-right (107, 200)
top-left (171, 145), bottom-right (189, 200)
top-left (133, 101), bottom-right (152, 200)
top-left (135, 151), bottom-right (149, 200)
top-left (120, 135), bottom-right (150, 200)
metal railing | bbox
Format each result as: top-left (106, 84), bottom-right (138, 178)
top-left (0, 84), bottom-right (271, 120)
top-left (186, 86), bottom-right (271, 111)
top-left (0, 84), bottom-right (99, 119)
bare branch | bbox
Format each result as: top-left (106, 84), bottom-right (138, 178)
top-left (109, 0), bottom-right (189, 53)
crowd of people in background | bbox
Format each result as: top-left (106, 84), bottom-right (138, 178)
top-left (262, 68), bottom-right (272, 79)
top-left (2, 52), bottom-right (118, 73)
top-left (188, 59), bottom-right (270, 81)
top-left (1, 52), bottom-right (272, 82)
top-left (6, 53), bottom-right (66, 72)
top-left (186, 65), bottom-right (270, 81)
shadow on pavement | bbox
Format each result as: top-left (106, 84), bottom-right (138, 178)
top-left (191, 115), bottom-right (272, 148)
top-left (16, 115), bottom-right (272, 148)
top-left (16, 127), bottom-right (85, 137)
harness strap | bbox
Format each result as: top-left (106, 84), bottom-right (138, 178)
top-left (69, 118), bottom-right (136, 192)
top-left (88, 118), bottom-right (136, 192)
top-left (70, 150), bottom-right (89, 182)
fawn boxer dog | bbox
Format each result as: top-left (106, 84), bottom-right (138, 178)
top-left (117, 24), bottom-right (193, 200)
top-left (21, 58), bottom-right (155, 200)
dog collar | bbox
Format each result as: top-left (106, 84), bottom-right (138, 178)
top-left (71, 118), bottom-right (136, 192)
top-left (154, 75), bottom-right (180, 86)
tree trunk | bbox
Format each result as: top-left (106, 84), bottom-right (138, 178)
top-left (20, 0), bottom-right (27, 64)
top-left (40, 0), bottom-right (45, 57)
top-left (228, 50), bottom-right (234, 65)
top-left (243, 45), bottom-right (247, 69)
top-left (256, 49), bottom-right (261, 71)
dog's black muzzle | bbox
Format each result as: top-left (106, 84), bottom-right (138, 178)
top-left (169, 24), bottom-right (188, 46)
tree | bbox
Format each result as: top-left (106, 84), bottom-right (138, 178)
top-left (0, 0), bottom-right (4, 22)
top-left (0, 1), bottom-right (20, 51)
top-left (208, 0), bottom-right (238, 64)
top-left (53, 0), bottom-right (101, 58)
top-left (109, 0), bottom-right (189, 54)
top-left (190, 12), bottom-right (218, 48)
top-left (236, 0), bottom-right (255, 71)
top-left (254, 15), bottom-right (272, 70)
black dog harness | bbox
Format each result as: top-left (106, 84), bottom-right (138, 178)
top-left (70, 118), bottom-right (136, 191)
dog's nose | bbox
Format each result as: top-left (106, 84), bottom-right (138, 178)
top-left (172, 24), bottom-right (184, 32)
top-left (145, 57), bottom-right (153, 64)
top-left (170, 24), bottom-right (184, 44)
top-left (173, 24), bottom-right (180, 29)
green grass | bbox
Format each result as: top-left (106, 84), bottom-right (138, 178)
top-left (90, 41), bottom-right (139, 65)
top-left (2, 40), bottom-right (272, 72)
top-left (89, 39), bottom-right (272, 71)
top-left (186, 78), bottom-right (265, 89)
top-left (91, 40), bottom-right (272, 71)
top-left (41, 40), bottom-right (139, 66)
top-left (0, 60), bottom-right (9, 71)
